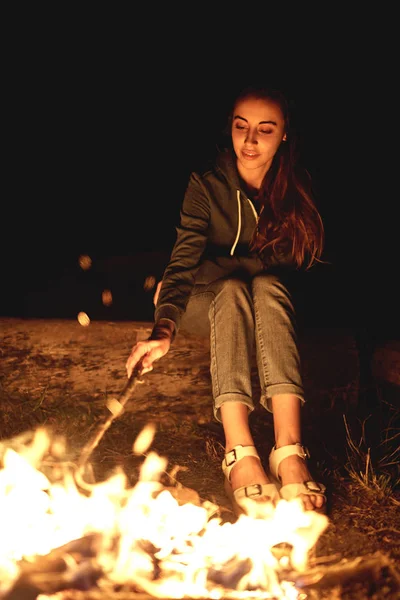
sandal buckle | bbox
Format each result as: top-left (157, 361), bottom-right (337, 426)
top-left (225, 449), bottom-right (237, 467)
top-left (298, 444), bottom-right (310, 459)
top-left (304, 480), bottom-right (324, 493)
top-left (245, 484), bottom-right (263, 498)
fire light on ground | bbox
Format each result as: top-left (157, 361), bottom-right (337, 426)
top-left (0, 427), bottom-right (329, 600)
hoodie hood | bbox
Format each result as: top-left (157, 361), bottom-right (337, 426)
top-left (214, 148), bottom-right (242, 189)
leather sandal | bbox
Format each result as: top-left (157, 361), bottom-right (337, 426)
top-left (269, 443), bottom-right (327, 513)
top-left (222, 445), bottom-right (280, 517)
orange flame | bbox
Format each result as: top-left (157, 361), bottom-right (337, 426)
top-left (0, 427), bottom-right (329, 599)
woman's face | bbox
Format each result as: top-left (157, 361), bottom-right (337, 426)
top-left (231, 96), bottom-right (287, 178)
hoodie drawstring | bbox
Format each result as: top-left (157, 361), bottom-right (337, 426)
top-left (247, 197), bottom-right (258, 221)
top-left (230, 190), bottom-right (242, 256)
top-left (230, 190), bottom-right (258, 256)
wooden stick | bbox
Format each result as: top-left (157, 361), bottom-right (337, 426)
top-left (76, 368), bottom-right (144, 476)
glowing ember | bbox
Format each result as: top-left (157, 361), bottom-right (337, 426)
top-left (77, 311), bottom-right (90, 327)
top-left (144, 275), bottom-right (156, 291)
top-left (0, 428), bottom-right (329, 599)
top-left (102, 289), bottom-right (113, 306)
top-left (78, 255), bottom-right (92, 270)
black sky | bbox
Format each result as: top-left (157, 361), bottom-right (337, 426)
top-left (3, 17), bottom-right (399, 338)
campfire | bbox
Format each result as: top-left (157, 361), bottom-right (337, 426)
top-left (1, 364), bottom-right (398, 600)
top-left (0, 422), bottom-right (334, 600)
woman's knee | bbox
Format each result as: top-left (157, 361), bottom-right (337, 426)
top-left (252, 272), bottom-right (291, 298)
top-left (217, 277), bottom-right (250, 299)
top-left (180, 288), bottom-right (215, 337)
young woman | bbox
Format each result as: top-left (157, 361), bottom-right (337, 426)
top-left (126, 85), bottom-right (327, 515)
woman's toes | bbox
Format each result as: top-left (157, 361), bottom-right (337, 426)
top-left (314, 493), bottom-right (326, 510)
top-left (301, 492), bottom-right (325, 511)
top-left (300, 494), bottom-right (314, 511)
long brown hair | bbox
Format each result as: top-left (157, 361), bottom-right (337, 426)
top-left (228, 86), bottom-right (324, 270)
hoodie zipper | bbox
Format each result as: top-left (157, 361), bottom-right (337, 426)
top-left (230, 190), bottom-right (259, 256)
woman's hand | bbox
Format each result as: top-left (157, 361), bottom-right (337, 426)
top-left (125, 319), bottom-right (175, 378)
top-left (126, 337), bottom-right (170, 377)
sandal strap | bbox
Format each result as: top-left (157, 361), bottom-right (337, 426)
top-left (280, 481), bottom-right (327, 501)
top-left (222, 445), bottom-right (260, 481)
top-left (269, 443), bottom-right (310, 481)
top-left (234, 482), bottom-right (280, 503)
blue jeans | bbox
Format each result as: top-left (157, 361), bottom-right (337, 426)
top-left (180, 271), bottom-right (305, 422)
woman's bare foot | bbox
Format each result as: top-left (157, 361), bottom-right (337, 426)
top-left (277, 453), bottom-right (326, 511)
top-left (229, 455), bottom-right (272, 495)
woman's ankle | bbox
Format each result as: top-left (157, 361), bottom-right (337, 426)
top-left (225, 442), bottom-right (255, 453)
top-left (274, 438), bottom-right (302, 449)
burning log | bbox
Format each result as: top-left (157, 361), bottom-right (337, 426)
top-left (4, 548), bottom-right (399, 599)
top-left (3, 534), bottom-right (104, 600)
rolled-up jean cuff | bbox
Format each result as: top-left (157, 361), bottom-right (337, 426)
top-left (214, 393), bottom-right (255, 423)
top-left (260, 384), bottom-right (305, 413)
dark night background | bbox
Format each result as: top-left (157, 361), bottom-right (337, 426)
top-left (2, 11), bottom-right (399, 345)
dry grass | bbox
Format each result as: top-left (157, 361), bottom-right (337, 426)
top-left (343, 410), bottom-right (400, 505)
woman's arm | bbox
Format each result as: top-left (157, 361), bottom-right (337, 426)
top-left (154, 172), bottom-right (211, 332)
top-left (126, 173), bottom-right (210, 378)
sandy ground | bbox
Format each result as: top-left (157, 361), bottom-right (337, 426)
top-left (0, 315), bottom-right (361, 511)
top-left (1, 317), bottom-right (400, 599)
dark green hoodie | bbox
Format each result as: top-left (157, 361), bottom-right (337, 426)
top-left (154, 148), bottom-right (289, 334)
